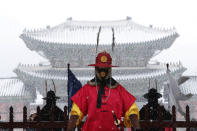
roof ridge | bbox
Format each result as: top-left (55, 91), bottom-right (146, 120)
top-left (20, 31), bottom-right (178, 46)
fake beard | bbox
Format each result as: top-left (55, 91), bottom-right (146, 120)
top-left (95, 67), bottom-right (111, 108)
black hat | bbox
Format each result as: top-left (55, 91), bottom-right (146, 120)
top-left (42, 90), bottom-right (60, 100)
top-left (143, 88), bottom-right (162, 99)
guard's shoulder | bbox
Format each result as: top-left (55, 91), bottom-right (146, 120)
top-left (116, 84), bottom-right (127, 91)
top-left (116, 84), bottom-right (123, 88)
top-left (40, 106), bottom-right (47, 112)
top-left (87, 81), bottom-right (95, 86)
top-left (139, 107), bottom-right (145, 112)
top-left (55, 106), bottom-right (64, 112)
top-left (81, 83), bottom-right (94, 90)
top-left (86, 78), bottom-right (96, 86)
top-left (159, 105), bottom-right (167, 110)
top-left (110, 82), bottom-right (119, 89)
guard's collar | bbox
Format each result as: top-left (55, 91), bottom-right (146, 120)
top-left (87, 77), bottom-right (118, 88)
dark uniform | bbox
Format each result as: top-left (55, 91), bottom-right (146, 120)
top-left (28, 90), bottom-right (64, 131)
top-left (140, 88), bottom-right (172, 131)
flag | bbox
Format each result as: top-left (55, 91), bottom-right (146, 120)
top-left (166, 67), bottom-right (192, 119)
top-left (67, 68), bottom-right (82, 115)
top-left (178, 76), bottom-right (189, 85)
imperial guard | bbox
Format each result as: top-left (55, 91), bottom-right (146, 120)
top-left (140, 85), bottom-right (172, 131)
top-left (29, 80), bottom-right (64, 131)
top-left (67, 51), bottom-right (140, 131)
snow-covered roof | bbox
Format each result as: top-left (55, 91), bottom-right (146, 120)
top-left (180, 76), bottom-right (197, 95)
top-left (14, 62), bottom-right (185, 82)
top-left (0, 78), bottom-right (28, 97)
top-left (20, 19), bottom-right (178, 45)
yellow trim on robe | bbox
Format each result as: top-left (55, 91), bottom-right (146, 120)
top-left (70, 102), bottom-right (84, 126)
top-left (124, 103), bottom-right (140, 127)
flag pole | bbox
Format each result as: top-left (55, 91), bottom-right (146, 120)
top-left (67, 63), bottom-right (70, 118)
top-left (112, 28), bottom-right (115, 52)
top-left (166, 63), bottom-right (169, 70)
top-left (68, 63), bottom-right (70, 70)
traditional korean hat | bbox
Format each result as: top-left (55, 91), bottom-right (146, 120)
top-left (143, 88), bottom-right (162, 99)
top-left (42, 80), bottom-right (60, 100)
top-left (88, 51), bottom-right (119, 67)
top-left (42, 90), bottom-right (60, 100)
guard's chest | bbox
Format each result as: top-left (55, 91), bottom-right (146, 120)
top-left (87, 86), bottom-right (122, 109)
top-left (148, 108), bottom-right (159, 120)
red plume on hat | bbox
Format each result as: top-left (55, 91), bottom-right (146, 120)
top-left (88, 51), bottom-right (119, 67)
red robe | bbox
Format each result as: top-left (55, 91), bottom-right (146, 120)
top-left (71, 83), bottom-right (136, 131)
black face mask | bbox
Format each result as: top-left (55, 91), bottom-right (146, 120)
top-left (95, 67), bottom-right (109, 81)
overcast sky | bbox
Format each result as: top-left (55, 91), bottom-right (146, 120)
top-left (0, 0), bottom-right (197, 77)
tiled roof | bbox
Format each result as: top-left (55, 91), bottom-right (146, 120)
top-left (20, 19), bottom-right (178, 45)
top-left (0, 78), bottom-right (27, 97)
top-left (14, 62), bottom-right (185, 82)
top-left (180, 76), bottom-right (197, 95)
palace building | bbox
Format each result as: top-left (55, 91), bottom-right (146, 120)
top-left (0, 18), bottom-right (195, 121)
